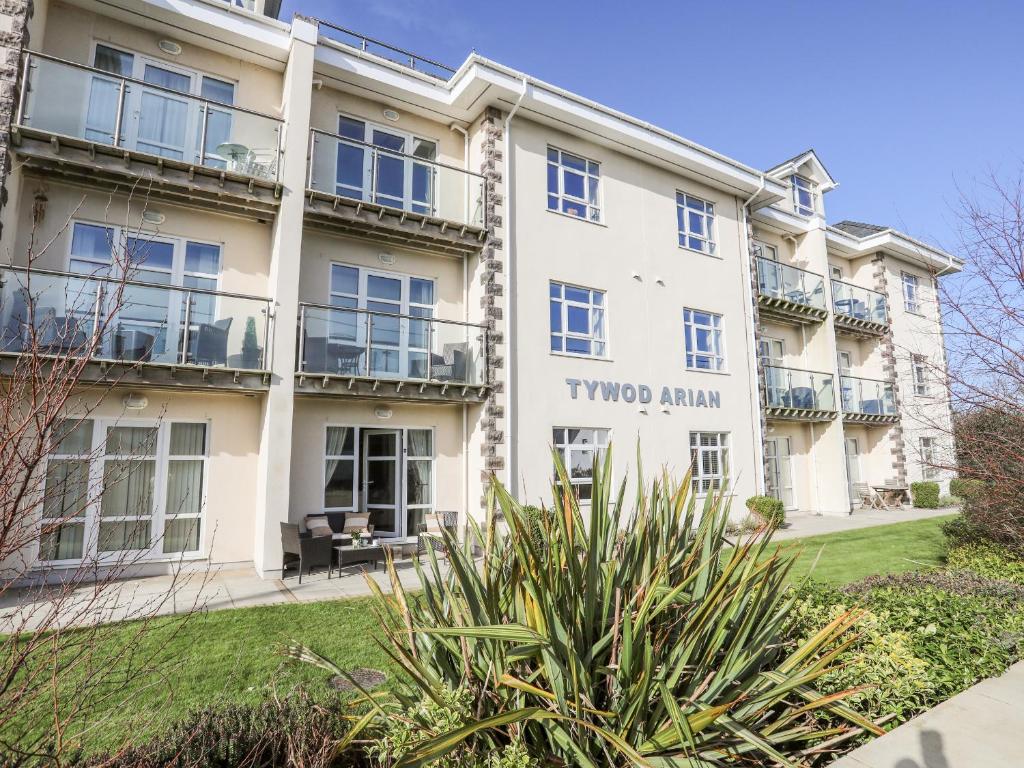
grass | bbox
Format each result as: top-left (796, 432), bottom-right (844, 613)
top-left (779, 514), bottom-right (954, 584)
top-left (4, 514), bottom-right (956, 757)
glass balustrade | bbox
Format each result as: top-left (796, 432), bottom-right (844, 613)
top-left (297, 303), bottom-right (486, 387)
top-left (756, 257), bottom-right (827, 310)
top-left (17, 52), bottom-right (283, 181)
top-left (0, 267), bottom-right (271, 370)
top-left (307, 129), bottom-right (486, 228)
top-left (840, 375), bottom-right (897, 416)
top-left (763, 365), bottom-right (836, 411)
top-left (832, 280), bottom-right (888, 325)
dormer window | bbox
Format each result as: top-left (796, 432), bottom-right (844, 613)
top-left (792, 175), bottom-right (817, 217)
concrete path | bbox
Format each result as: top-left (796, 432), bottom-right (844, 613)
top-left (1, 507), bottom-right (957, 632)
top-left (831, 661), bottom-right (1024, 768)
top-left (773, 505), bottom-right (955, 541)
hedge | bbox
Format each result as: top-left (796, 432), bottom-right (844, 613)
top-left (910, 481), bottom-right (940, 509)
top-left (745, 495), bottom-right (785, 528)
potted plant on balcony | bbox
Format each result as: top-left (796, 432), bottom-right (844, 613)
top-left (241, 316), bottom-right (262, 369)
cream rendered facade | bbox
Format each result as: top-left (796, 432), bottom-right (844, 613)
top-left (0, 0), bottom-right (961, 580)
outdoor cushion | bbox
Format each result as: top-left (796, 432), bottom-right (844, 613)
top-left (305, 515), bottom-right (333, 538)
top-left (342, 513), bottom-right (371, 534)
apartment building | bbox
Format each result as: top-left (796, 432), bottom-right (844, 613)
top-left (0, 0), bottom-right (961, 579)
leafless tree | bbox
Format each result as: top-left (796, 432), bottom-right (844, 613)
top-left (0, 185), bottom-right (210, 764)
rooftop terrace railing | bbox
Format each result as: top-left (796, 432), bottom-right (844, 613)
top-left (16, 52), bottom-right (283, 182)
top-left (0, 266), bottom-right (272, 371)
top-left (315, 20), bottom-right (457, 80)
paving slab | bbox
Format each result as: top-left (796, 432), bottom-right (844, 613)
top-left (830, 662), bottom-right (1024, 767)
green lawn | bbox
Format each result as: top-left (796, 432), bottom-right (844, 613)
top-left (4, 514), bottom-right (955, 757)
top-left (778, 514), bottom-right (954, 584)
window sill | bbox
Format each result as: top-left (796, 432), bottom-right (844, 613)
top-left (904, 309), bottom-right (927, 318)
top-left (546, 208), bottom-right (607, 228)
top-left (550, 351), bottom-right (613, 363)
top-left (685, 366), bottom-right (730, 376)
top-left (678, 244), bottom-right (722, 260)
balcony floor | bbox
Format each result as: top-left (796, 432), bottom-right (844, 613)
top-left (834, 315), bottom-right (889, 339)
top-left (12, 128), bottom-right (281, 220)
top-left (765, 405), bottom-right (837, 423)
top-left (842, 412), bottom-right (900, 426)
top-left (304, 190), bottom-right (486, 257)
top-left (757, 295), bottom-right (829, 325)
top-left (294, 372), bottom-right (488, 404)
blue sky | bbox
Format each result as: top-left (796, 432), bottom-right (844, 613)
top-left (281, 0), bottom-right (1023, 253)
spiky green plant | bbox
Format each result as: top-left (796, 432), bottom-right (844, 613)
top-left (289, 448), bottom-right (882, 766)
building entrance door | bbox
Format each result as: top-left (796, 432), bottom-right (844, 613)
top-left (362, 429), bottom-right (401, 537)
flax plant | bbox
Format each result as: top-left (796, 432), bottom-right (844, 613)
top-left (290, 447), bottom-right (882, 766)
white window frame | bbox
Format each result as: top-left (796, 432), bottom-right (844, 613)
top-left (792, 175), bottom-right (817, 217)
top-left (829, 264), bottom-right (843, 280)
top-left (912, 354), bottom-right (930, 396)
top-left (552, 427), bottom-right (609, 504)
top-left (752, 240), bottom-right (778, 261)
top-left (38, 419), bottom-right (94, 564)
top-left (902, 272), bottom-right (922, 313)
top-left (38, 418), bottom-right (209, 565)
top-left (683, 308), bottom-right (725, 371)
top-left (758, 336), bottom-right (785, 366)
top-left (549, 281), bottom-right (607, 358)
top-left (676, 192), bottom-right (717, 255)
top-left (689, 432), bottom-right (730, 495)
top-left (764, 437), bottom-right (796, 511)
top-left (546, 146), bottom-right (602, 223)
top-left (920, 436), bottom-right (939, 480)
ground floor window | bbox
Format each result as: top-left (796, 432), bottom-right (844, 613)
top-left (39, 419), bottom-right (207, 563)
top-left (920, 436), bottom-right (939, 480)
top-left (764, 437), bottom-right (795, 510)
top-left (552, 427), bottom-right (609, 503)
top-left (689, 432), bottom-right (730, 494)
top-left (322, 426), bottom-right (434, 537)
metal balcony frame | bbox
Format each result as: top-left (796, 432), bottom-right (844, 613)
top-left (762, 364), bottom-right (837, 423)
top-left (831, 278), bottom-right (889, 338)
top-left (755, 257), bottom-right (829, 325)
top-left (840, 374), bottom-right (900, 425)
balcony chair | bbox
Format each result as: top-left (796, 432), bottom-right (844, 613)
top-left (35, 312), bottom-right (88, 356)
top-left (853, 482), bottom-right (883, 510)
top-left (418, 510), bottom-right (458, 557)
top-left (430, 342), bottom-right (468, 382)
top-left (280, 522), bottom-right (332, 583)
top-left (113, 327), bottom-right (155, 362)
top-left (861, 399), bottom-right (883, 415)
top-left (192, 318), bottom-right (231, 367)
top-left (789, 386), bottom-right (815, 409)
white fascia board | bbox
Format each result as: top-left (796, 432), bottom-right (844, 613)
top-left (825, 227), bottom-right (963, 274)
top-left (105, 0), bottom-right (290, 65)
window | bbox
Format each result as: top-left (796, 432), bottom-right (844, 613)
top-left (39, 420), bottom-right (94, 561)
top-left (549, 282), bottom-right (606, 357)
top-left (792, 175), bottom-right (816, 217)
top-left (683, 309), bottom-right (724, 371)
top-left (689, 432), bottom-right (730, 494)
top-left (752, 241), bottom-right (778, 261)
top-left (830, 264), bottom-right (843, 280)
top-left (676, 193), bottom-right (716, 254)
top-left (912, 355), bottom-right (929, 396)
top-left (547, 147), bottom-right (601, 222)
top-left (758, 337), bottom-right (784, 366)
top-left (552, 427), bottom-right (609, 503)
top-left (38, 419), bottom-right (207, 562)
top-left (406, 429), bottom-right (433, 534)
top-left (324, 426), bottom-right (356, 512)
top-left (902, 272), bottom-right (921, 313)
top-left (838, 351), bottom-right (853, 375)
top-left (920, 437), bottom-right (939, 480)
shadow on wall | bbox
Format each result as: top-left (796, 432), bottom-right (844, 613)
top-left (894, 730), bottom-right (949, 768)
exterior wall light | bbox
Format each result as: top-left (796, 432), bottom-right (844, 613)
top-left (382, 109), bottom-right (400, 122)
top-left (158, 40), bottom-right (183, 56)
top-left (122, 393), bottom-right (148, 410)
top-left (374, 407), bottom-right (393, 420)
top-left (141, 210), bottom-right (166, 226)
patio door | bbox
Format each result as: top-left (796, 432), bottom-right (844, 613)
top-left (845, 437), bottom-right (862, 509)
top-left (764, 437), bottom-right (796, 510)
top-left (129, 61), bottom-right (196, 161)
top-left (362, 429), bottom-right (401, 538)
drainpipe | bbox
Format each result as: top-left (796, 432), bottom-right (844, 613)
top-left (503, 78), bottom-right (529, 498)
top-left (449, 123), bottom-right (470, 226)
top-left (448, 124), bottom-right (471, 530)
top-left (739, 175), bottom-right (767, 494)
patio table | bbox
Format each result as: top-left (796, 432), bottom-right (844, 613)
top-left (329, 543), bottom-right (384, 577)
top-left (871, 484), bottom-right (908, 508)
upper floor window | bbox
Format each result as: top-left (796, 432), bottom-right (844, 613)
top-left (830, 264), bottom-right (843, 280)
top-left (552, 427), bottom-right (609, 503)
top-left (758, 337), bottom-right (784, 366)
top-left (902, 272), bottom-right (921, 313)
top-left (683, 309), bottom-right (724, 371)
top-left (912, 355), bottom-right (929, 396)
top-left (920, 436), bottom-right (939, 480)
top-left (549, 282), bottom-right (606, 357)
top-left (752, 240), bottom-right (778, 261)
top-left (690, 432), bottom-right (730, 494)
top-left (792, 175), bottom-right (817, 217)
top-left (677, 193), bottom-right (716, 254)
top-left (547, 147), bottom-right (601, 222)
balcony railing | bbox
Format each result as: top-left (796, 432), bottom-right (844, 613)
top-left (307, 128), bottom-right (486, 229)
top-left (832, 280), bottom-right (888, 325)
top-left (16, 52), bottom-right (283, 182)
top-left (315, 21), bottom-right (457, 80)
top-left (0, 267), bottom-right (272, 371)
top-left (763, 365), bottom-right (836, 411)
top-left (756, 257), bottom-right (827, 311)
top-left (840, 375), bottom-right (897, 416)
top-left (297, 303), bottom-right (486, 387)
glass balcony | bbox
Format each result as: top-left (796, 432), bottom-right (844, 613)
top-left (298, 303), bottom-right (487, 387)
top-left (0, 267), bottom-right (272, 371)
top-left (840, 375), bottom-right (897, 416)
top-left (17, 52), bottom-right (283, 181)
top-left (763, 365), bottom-right (836, 411)
top-left (832, 280), bottom-right (888, 325)
top-left (756, 257), bottom-right (826, 311)
top-left (307, 128), bottom-right (486, 229)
